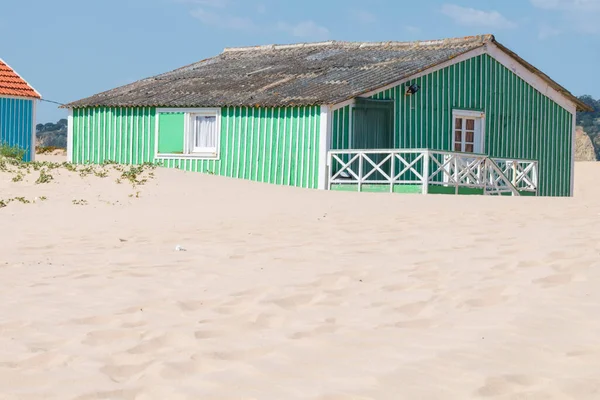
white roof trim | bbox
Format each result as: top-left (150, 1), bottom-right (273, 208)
top-left (484, 43), bottom-right (576, 115)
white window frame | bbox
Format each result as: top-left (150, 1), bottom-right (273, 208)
top-left (155, 107), bottom-right (221, 160)
top-left (451, 110), bottom-right (486, 154)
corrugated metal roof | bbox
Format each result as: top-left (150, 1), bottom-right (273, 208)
top-left (0, 58), bottom-right (41, 99)
top-left (63, 34), bottom-right (590, 111)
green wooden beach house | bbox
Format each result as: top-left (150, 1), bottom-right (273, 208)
top-left (63, 34), bottom-right (591, 197)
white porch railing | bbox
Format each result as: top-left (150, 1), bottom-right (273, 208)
top-left (327, 149), bottom-right (538, 196)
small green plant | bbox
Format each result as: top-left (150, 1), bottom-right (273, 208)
top-left (62, 162), bottom-right (77, 172)
top-left (35, 169), bottom-right (54, 184)
top-left (120, 165), bottom-right (148, 186)
top-left (13, 197), bottom-right (30, 204)
top-left (39, 196), bottom-right (47, 201)
top-left (12, 172), bottom-right (24, 182)
top-left (79, 165), bottom-right (95, 177)
top-left (0, 143), bottom-right (26, 160)
top-left (94, 169), bottom-right (108, 178)
top-left (36, 146), bottom-right (63, 154)
top-left (72, 199), bottom-right (88, 206)
top-left (0, 199), bottom-right (7, 208)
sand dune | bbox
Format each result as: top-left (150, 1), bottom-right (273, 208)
top-left (1, 158), bottom-right (600, 399)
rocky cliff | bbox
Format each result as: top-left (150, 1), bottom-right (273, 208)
top-left (575, 126), bottom-right (597, 162)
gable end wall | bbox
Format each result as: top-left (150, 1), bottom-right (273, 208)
top-left (331, 53), bottom-right (574, 197)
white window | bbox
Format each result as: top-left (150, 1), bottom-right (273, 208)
top-left (452, 110), bottom-right (485, 154)
top-left (155, 108), bottom-right (221, 159)
top-left (189, 112), bottom-right (218, 155)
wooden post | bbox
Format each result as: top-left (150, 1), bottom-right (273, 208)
top-left (358, 153), bottom-right (363, 193)
top-left (390, 152), bottom-right (395, 193)
top-left (422, 150), bottom-right (430, 195)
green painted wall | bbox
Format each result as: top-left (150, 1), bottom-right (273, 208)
top-left (72, 105), bottom-right (321, 189)
top-left (331, 54), bottom-right (573, 197)
top-left (72, 107), bottom-right (156, 165)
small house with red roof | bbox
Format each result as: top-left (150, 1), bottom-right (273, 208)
top-left (1, 58), bottom-right (41, 161)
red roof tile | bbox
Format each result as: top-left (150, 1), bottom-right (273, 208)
top-left (0, 59), bottom-right (41, 99)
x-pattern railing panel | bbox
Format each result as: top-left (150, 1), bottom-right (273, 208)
top-left (328, 149), bottom-right (538, 196)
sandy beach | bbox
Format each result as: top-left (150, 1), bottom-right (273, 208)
top-left (1, 156), bottom-right (600, 400)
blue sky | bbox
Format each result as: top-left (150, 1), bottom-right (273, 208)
top-left (1, 0), bottom-right (598, 123)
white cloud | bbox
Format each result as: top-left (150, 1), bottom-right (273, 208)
top-left (538, 24), bottom-right (562, 39)
top-left (174, 0), bottom-right (230, 7)
top-left (530, 0), bottom-right (600, 34)
top-left (349, 9), bottom-right (377, 24)
top-left (405, 26), bottom-right (421, 34)
top-left (256, 3), bottom-right (267, 14)
top-left (441, 4), bottom-right (517, 29)
top-left (276, 20), bottom-right (330, 40)
top-left (191, 8), bottom-right (257, 31)
top-left (531, 0), bottom-right (600, 11)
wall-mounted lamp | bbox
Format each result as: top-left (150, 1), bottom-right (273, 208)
top-left (405, 83), bottom-right (420, 96)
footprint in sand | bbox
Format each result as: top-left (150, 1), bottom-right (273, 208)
top-left (393, 301), bottom-right (430, 317)
top-left (289, 322), bottom-right (338, 339)
top-left (10, 351), bottom-right (72, 370)
top-left (461, 287), bottom-right (508, 309)
top-left (73, 388), bottom-right (141, 400)
top-left (177, 300), bottom-right (205, 312)
top-left (270, 293), bottom-right (320, 310)
top-left (100, 362), bottom-right (153, 383)
top-left (126, 332), bottom-right (197, 355)
top-left (534, 273), bottom-right (573, 288)
top-left (392, 318), bottom-right (433, 329)
top-left (82, 329), bottom-right (142, 346)
top-left (194, 330), bottom-right (224, 339)
top-left (476, 374), bottom-right (542, 397)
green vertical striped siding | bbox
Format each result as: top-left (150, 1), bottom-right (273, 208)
top-left (72, 107), bottom-right (156, 164)
top-left (330, 54), bottom-right (573, 197)
top-left (72, 105), bottom-right (321, 189)
top-left (160, 106), bottom-right (321, 189)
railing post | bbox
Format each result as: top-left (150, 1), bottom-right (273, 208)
top-left (358, 153), bottom-right (364, 193)
top-left (327, 151), bottom-right (332, 190)
top-left (390, 152), bottom-right (395, 193)
top-left (533, 161), bottom-right (539, 196)
top-left (511, 161), bottom-right (517, 189)
top-left (454, 156), bottom-right (459, 195)
top-left (422, 150), bottom-right (430, 195)
top-left (483, 158), bottom-right (488, 195)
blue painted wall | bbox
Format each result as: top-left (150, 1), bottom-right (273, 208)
top-left (0, 96), bottom-right (34, 161)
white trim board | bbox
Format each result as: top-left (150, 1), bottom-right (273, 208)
top-left (154, 107), bottom-right (222, 161)
top-left (67, 109), bottom-right (74, 162)
top-left (317, 105), bottom-right (331, 190)
top-left (570, 113), bottom-right (576, 197)
top-left (0, 94), bottom-right (41, 102)
top-left (452, 109), bottom-right (486, 154)
top-left (484, 43), bottom-right (577, 115)
top-left (31, 99), bottom-right (37, 161)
